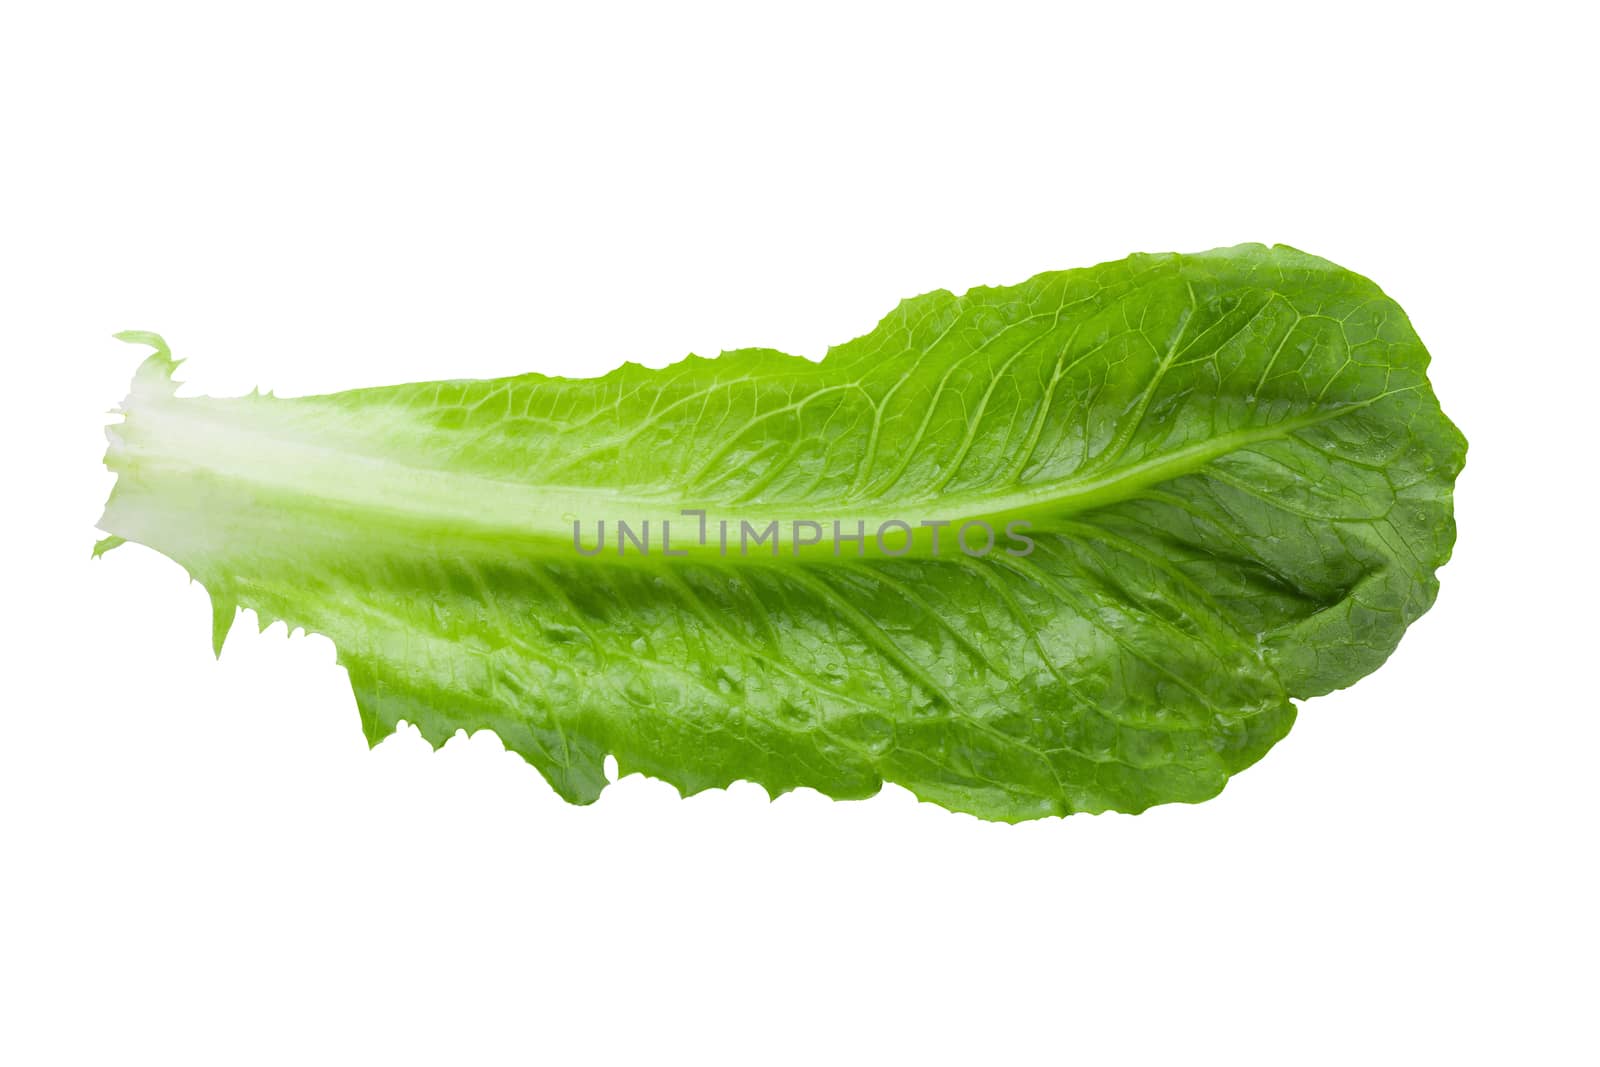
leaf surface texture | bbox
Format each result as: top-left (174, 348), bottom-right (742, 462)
top-left (98, 245), bottom-right (1465, 819)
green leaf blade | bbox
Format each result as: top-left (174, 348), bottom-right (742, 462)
top-left (98, 244), bottom-right (1463, 819)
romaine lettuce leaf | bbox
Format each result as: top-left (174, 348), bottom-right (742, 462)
top-left (96, 244), bottom-right (1465, 820)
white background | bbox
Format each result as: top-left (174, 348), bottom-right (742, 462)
top-left (3, 2), bottom-right (1595, 1063)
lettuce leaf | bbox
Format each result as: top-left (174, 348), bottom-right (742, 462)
top-left (96, 244), bottom-right (1465, 820)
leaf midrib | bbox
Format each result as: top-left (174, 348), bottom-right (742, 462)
top-left (110, 390), bottom-right (1387, 561)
